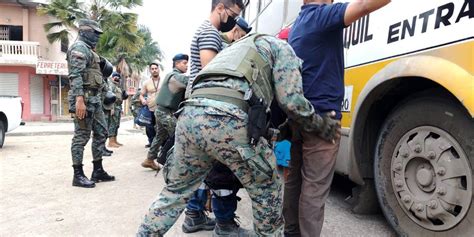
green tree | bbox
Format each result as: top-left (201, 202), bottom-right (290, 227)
top-left (127, 26), bottom-right (163, 73)
top-left (38, 0), bottom-right (86, 45)
top-left (38, 0), bottom-right (159, 79)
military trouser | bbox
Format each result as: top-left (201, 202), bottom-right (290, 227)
top-left (147, 108), bottom-right (176, 160)
top-left (107, 105), bottom-right (122, 137)
top-left (138, 105), bottom-right (283, 236)
top-left (71, 96), bottom-right (108, 165)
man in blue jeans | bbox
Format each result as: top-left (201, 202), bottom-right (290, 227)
top-left (182, 0), bottom-right (248, 236)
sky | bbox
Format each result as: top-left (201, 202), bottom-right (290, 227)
top-left (134, 0), bottom-right (213, 75)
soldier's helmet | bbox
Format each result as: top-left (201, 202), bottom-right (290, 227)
top-left (78, 19), bottom-right (103, 33)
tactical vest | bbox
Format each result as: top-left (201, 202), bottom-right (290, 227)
top-left (156, 69), bottom-right (185, 111)
top-left (70, 41), bottom-right (104, 90)
top-left (192, 34), bottom-right (273, 108)
top-left (113, 82), bottom-right (123, 104)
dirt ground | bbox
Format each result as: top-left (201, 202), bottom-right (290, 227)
top-left (0, 122), bottom-right (394, 236)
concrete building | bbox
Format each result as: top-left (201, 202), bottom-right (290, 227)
top-left (0, 0), bottom-right (76, 121)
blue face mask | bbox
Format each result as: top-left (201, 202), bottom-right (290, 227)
top-left (79, 30), bottom-right (101, 48)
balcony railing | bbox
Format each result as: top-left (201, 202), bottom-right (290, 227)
top-left (0, 40), bottom-right (40, 65)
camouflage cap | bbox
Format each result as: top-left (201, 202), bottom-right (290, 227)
top-left (78, 19), bottom-right (103, 33)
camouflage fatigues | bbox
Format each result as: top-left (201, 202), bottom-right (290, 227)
top-left (147, 69), bottom-right (188, 160)
top-left (130, 89), bottom-right (142, 119)
top-left (67, 40), bottom-right (108, 165)
top-left (99, 80), bottom-right (111, 152)
top-left (106, 80), bottom-right (123, 137)
top-left (138, 35), bottom-right (324, 236)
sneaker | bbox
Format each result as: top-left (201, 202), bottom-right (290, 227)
top-left (182, 211), bottom-right (216, 233)
top-left (212, 220), bottom-right (255, 237)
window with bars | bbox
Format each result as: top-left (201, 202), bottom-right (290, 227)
top-left (0, 26), bottom-right (9, 40)
top-left (0, 25), bottom-right (23, 41)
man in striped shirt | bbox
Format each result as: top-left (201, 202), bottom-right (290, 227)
top-left (185, 0), bottom-right (243, 98)
top-left (182, 0), bottom-right (249, 236)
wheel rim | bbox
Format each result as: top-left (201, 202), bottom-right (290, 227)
top-left (391, 126), bottom-right (472, 231)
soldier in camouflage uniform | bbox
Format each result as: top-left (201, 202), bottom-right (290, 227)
top-left (106, 72), bottom-right (124, 148)
top-left (67, 19), bottom-right (115, 188)
top-left (130, 88), bottom-right (142, 125)
top-left (146, 54), bottom-right (189, 163)
top-left (100, 78), bottom-right (114, 157)
top-left (220, 16), bottom-right (252, 47)
top-left (137, 34), bottom-right (340, 236)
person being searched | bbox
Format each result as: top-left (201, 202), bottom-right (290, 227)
top-left (283, 0), bottom-right (391, 236)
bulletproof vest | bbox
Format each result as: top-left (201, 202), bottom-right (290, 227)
top-left (70, 41), bottom-right (104, 90)
top-left (193, 34), bottom-right (274, 107)
top-left (156, 69), bottom-right (185, 111)
top-left (113, 82), bottom-right (123, 104)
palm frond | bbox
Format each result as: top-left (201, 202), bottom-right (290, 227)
top-left (43, 21), bottom-right (64, 32)
top-left (46, 30), bottom-right (69, 44)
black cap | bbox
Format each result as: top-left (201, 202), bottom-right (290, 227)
top-left (111, 71), bottom-right (121, 78)
top-left (235, 17), bottom-right (252, 33)
top-left (78, 19), bottom-right (103, 33)
top-left (172, 54), bottom-right (189, 62)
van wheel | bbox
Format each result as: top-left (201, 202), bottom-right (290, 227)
top-left (0, 122), bottom-right (5, 148)
top-left (374, 95), bottom-right (474, 236)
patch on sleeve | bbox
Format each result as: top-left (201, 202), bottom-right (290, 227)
top-left (71, 50), bottom-right (86, 59)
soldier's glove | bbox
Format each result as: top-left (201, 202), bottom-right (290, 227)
top-left (277, 119), bottom-right (292, 141)
top-left (316, 112), bottom-right (341, 143)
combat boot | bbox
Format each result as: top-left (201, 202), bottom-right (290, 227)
top-left (115, 135), bottom-right (124, 146)
top-left (182, 210), bottom-right (216, 233)
top-left (91, 160), bottom-right (115, 182)
top-left (103, 149), bottom-right (112, 157)
top-left (212, 219), bottom-right (255, 237)
top-left (105, 147), bottom-right (114, 154)
top-left (141, 158), bottom-right (160, 171)
top-left (108, 137), bottom-right (120, 148)
top-left (72, 164), bottom-right (95, 188)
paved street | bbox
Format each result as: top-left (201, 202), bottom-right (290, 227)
top-left (0, 120), bottom-right (395, 236)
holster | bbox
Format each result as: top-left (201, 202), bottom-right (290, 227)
top-left (157, 134), bottom-right (175, 165)
top-left (247, 93), bottom-right (270, 146)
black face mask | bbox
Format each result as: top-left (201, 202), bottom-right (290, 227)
top-left (220, 15), bottom-right (236, 33)
top-left (79, 30), bottom-right (101, 48)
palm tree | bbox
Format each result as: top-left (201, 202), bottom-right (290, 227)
top-left (127, 26), bottom-right (164, 73)
top-left (37, 0), bottom-right (157, 79)
top-left (95, 11), bottom-right (144, 78)
top-left (37, 0), bottom-right (86, 47)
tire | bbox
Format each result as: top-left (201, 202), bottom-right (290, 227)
top-left (0, 122), bottom-right (5, 148)
top-left (374, 95), bottom-right (474, 237)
